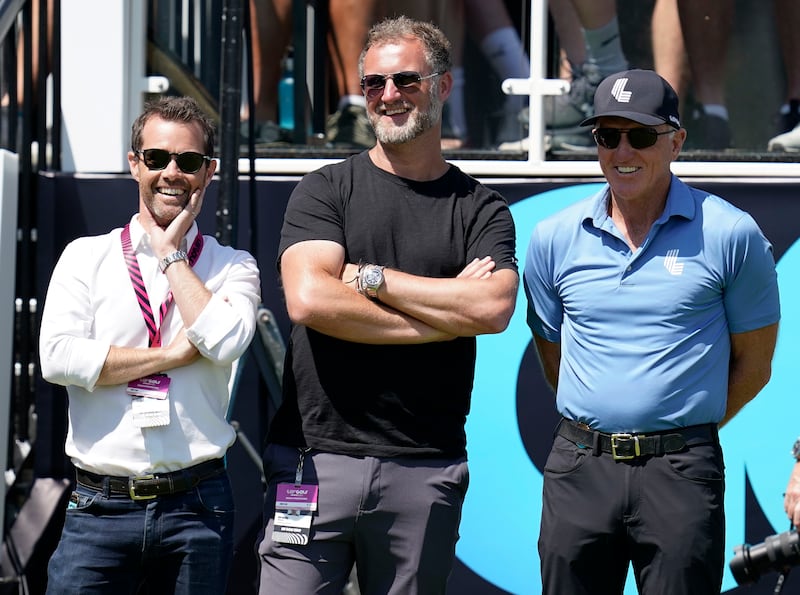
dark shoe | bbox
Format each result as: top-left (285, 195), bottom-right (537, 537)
top-left (544, 61), bottom-right (604, 128)
top-left (240, 120), bottom-right (289, 145)
top-left (325, 105), bottom-right (375, 149)
top-left (684, 110), bottom-right (731, 150)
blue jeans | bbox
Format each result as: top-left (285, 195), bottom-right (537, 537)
top-left (46, 473), bottom-right (235, 595)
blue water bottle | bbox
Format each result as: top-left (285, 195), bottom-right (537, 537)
top-left (278, 52), bottom-right (295, 131)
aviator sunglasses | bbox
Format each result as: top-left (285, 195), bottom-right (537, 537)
top-left (593, 127), bottom-right (675, 150)
top-left (134, 148), bottom-right (211, 174)
top-left (360, 71), bottom-right (444, 92)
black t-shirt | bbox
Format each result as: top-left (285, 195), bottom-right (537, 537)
top-left (270, 151), bottom-right (517, 457)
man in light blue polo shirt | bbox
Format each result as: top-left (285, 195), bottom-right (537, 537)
top-left (524, 69), bottom-right (780, 594)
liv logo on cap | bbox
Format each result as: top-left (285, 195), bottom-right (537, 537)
top-left (611, 78), bottom-right (632, 103)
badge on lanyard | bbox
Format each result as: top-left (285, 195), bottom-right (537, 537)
top-left (272, 449), bottom-right (318, 545)
top-left (127, 373), bottom-right (171, 427)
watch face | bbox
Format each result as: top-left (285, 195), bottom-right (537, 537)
top-left (363, 267), bottom-right (383, 288)
top-left (793, 439), bottom-right (800, 460)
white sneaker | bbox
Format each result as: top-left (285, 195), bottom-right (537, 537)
top-left (768, 123), bottom-right (800, 152)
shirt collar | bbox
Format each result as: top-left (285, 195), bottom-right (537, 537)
top-left (585, 174), bottom-right (695, 229)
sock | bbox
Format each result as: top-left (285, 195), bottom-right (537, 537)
top-left (445, 66), bottom-right (467, 139)
top-left (780, 99), bottom-right (800, 114)
top-left (702, 104), bottom-right (729, 120)
top-left (480, 26), bottom-right (530, 114)
top-left (583, 16), bottom-right (628, 75)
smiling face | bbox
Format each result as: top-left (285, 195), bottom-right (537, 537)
top-left (128, 116), bottom-right (216, 228)
top-left (362, 38), bottom-right (447, 146)
top-left (595, 116), bottom-right (685, 205)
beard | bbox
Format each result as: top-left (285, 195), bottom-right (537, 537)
top-left (370, 86), bottom-right (444, 145)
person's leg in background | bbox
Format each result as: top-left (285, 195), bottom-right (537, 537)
top-left (242, 0), bottom-right (293, 144)
top-left (325, 0), bottom-right (380, 149)
top-left (651, 0), bottom-right (690, 110)
top-left (545, 0), bottom-right (627, 130)
top-left (767, 0), bottom-right (800, 152)
top-left (465, 0), bottom-right (531, 147)
top-left (677, 0), bottom-right (734, 149)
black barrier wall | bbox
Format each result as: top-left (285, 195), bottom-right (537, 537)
top-left (30, 173), bottom-right (800, 594)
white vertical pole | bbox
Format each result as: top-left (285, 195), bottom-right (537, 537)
top-left (59, 0), bottom-right (150, 173)
top-left (0, 149), bottom-right (20, 546)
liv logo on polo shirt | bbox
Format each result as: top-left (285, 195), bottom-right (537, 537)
top-left (664, 249), bottom-right (684, 275)
top-left (611, 78), bottom-right (632, 103)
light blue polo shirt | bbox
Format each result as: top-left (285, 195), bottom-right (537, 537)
top-left (524, 176), bottom-right (780, 432)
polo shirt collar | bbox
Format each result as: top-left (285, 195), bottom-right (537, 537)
top-left (586, 174), bottom-right (696, 230)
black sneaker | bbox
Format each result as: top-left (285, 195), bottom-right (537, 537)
top-left (544, 61), bottom-right (604, 128)
top-left (684, 109), bottom-right (731, 150)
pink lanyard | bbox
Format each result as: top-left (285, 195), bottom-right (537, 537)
top-left (120, 224), bottom-right (204, 347)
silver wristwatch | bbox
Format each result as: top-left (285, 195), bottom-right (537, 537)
top-left (359, 264), bottom-right (385, 299)
top-left (159, 250), bottom-right (188, 273)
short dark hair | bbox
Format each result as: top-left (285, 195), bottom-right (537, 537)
top-left (130, 96), bottom-right (216, 157)
top-left (358, 15), bottom-right (452, 79)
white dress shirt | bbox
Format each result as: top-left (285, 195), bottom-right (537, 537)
top-left (39, 215), bottom-right (261, 475)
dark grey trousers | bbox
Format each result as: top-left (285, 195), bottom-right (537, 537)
top-left (257, 444), bottom-right (469, 595)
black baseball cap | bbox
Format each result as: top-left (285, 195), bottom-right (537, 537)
top-left (580, 69), bottom-right (681, 129)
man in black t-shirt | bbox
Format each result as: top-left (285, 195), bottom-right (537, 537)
top-left (257, 16), bottom-right (518, 595)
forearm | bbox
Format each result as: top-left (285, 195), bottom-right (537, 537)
top-left (720, 368), bottom-right (770, 427)
top-left (720, 324), bottom-right (778, 427)
top-left (376, 267), bottom-right (517, 336)
top-left (164, 260), bottom-right (212, 328)
top-left (97, 341), bottom-right (198, 386)
top-left (534, 334), bottom-right (560, 392)
top-left (290, 277), bottom-right (453, 344)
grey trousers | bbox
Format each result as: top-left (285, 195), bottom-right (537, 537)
top-left (257, 444), bottom-right (469, 595)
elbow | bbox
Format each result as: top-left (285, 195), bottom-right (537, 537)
top-left (284, 289), bottom-right (318, 326)
top-left (756, 365), bottom-right (773, 393)
top-left (477, 302), bottom-right (516, 335)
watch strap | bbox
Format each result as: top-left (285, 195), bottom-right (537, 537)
top-left (159, 250), bottom-right (188, 273)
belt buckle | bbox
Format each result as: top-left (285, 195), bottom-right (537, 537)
top-left (129, 474), bottom-right (158, 500)
top-left (611, 433), bottom-right (641, 460)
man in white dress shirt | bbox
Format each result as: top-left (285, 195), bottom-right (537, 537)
top-left (39, 95), bottom-right (261, 594)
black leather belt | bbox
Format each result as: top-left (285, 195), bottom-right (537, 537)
top-left (76, 458), bottom-right (226, 500)
top-left (557, 418), bottom-right (718, 460)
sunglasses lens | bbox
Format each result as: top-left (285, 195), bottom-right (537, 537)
top-left (393, 72), bottom-right (421, 87)
top-left (595, 129), bottom-right (621, 149)
top-left (142, 149), bottom-right (170, 169)
top-left (361, 72), bottom-right (424, 91)
top-left (140, 149), bottom-right (205, 173)
top-left (594, 128), bottom-right (662, 150)
top-left (362, 75), bottom-right (386, 90)
top-left (628, 128), bottom-right (658, 149)
top-left (175, 152), bottom-right (205, 173)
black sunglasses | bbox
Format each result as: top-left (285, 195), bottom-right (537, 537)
top-left (593, 127), bottom-right (675, 150)
top-left (360, 71), bottom-right (444, 92)
top-left (135, 148), bottom-right (210, 173)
